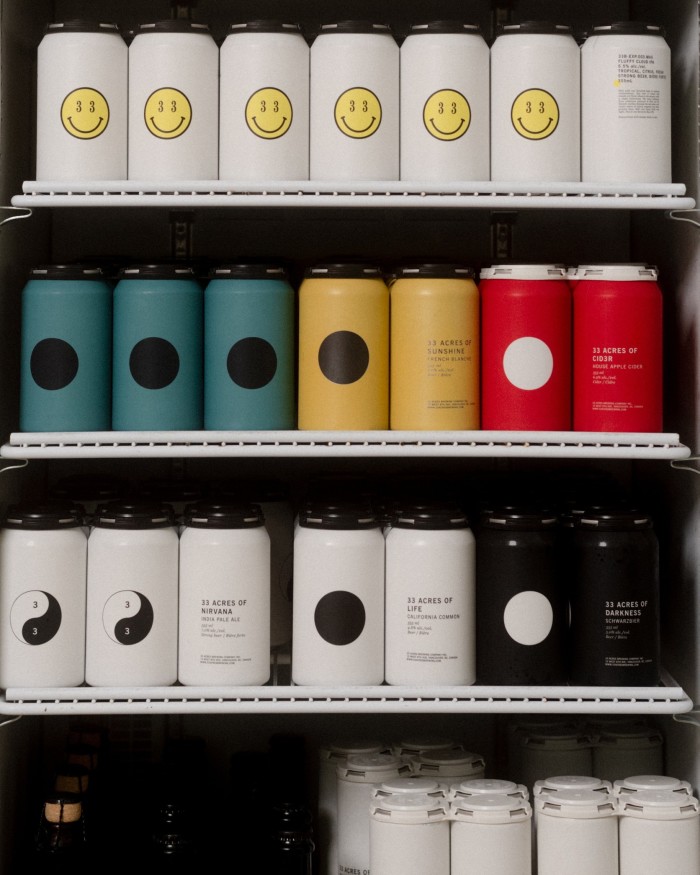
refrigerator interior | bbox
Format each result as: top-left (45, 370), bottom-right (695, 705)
top-left (0, 0), bottom-right (698, 867)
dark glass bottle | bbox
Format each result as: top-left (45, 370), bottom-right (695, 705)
top-left (268, 799), bottom-right (315, 875)
top-left (147, 800), bottom-right (197, 871)
top-left (31, 792), bottom-right (90, 873)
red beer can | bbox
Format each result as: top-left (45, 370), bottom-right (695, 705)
top-left (480, 264), bottom-right (572, 430)
top-left (572, 263), bottom-right (663, 433)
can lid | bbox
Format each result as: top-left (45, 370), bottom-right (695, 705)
top-left (370, 793), bottom-right (450, 823)
top-left (208, 263), bottom-right (289, 280)
top-left (137, 20), bottom-right (212, 35)
top-left (303, 262), bottom-right (383, 279)
top-left (373, 776), bottom-right (446, 797)
top-left (299, 501), bottom-right (379, 530)
top-left (409, 21), bottom-right (483, 35)
top-left (479, 508), bottom-right (559, 529)
top-left (479, 264), bottom-right (569, 281)
top-left (536, 790), bottom-right (618, 818)
top-left (591, 22), bottom-right (666, 38)
top-left (392, 503), bottom-right (469, 530)
top-left (614, 775), bottom-right (693, 795)
top-left (45, 21), bottom-right (121, 35)
top-left (183, 501), bottom-right (265, 528)
top-left (321, 740), bottom-right (388, 760)
top-left (3, 502), bottom-right (84, 529)
top-left (339, 753), bottom-right (411, 781)
top-left (497, 21), bottom-right (573, 36)
top-left (451, 793), bottom-right (533, 823)
top-left (452, 778), bottom-right (528, 799)
top-left (534, 776), bottom-right (612, 796)
top-left (28, 263), bottom-right (107, 281)
top-left (93, 501), bottom-right (176, 529)
top-left (117, 263), bottom-right (197, 280)
top-left (521, 727), bottom-right (594, 749)
top-left (394, 737), bottom-right (462, 757)
top-left (319, 21), bottom-right (392, 35)
top-left (393, 263), bottom-right (475, 280)
top-left (414, 748), bottom-right (485, 777)
top-left (228, 20), bottom-right (302, 34)
top-left (570, 263), bottom-right (659, 281)
top-left (620, 789), bottom-right (700, 820)
top-left (596, 725), bottom-right (664, 747)
top-left (577, 509), bottom-right (654, 530)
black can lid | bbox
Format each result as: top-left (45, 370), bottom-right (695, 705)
top-left (393, 263), bottom-right (475, 280)
top-left (479, 506), bottom-right (559, 529)
top-left (319, 21), bottom-right (392, 35)
top-left (3, 502), bottom-right (84, 530)
top-left (45, 21), bottom-right (121, 35)
top-left (299, 500), bottom-right (379, 529)
top-left (393, 503), bottom-right (469, 530)
top-left (576, 509), bottom-right (653, 530)
top-left (208, 263), bottom-right (289, 281)
top-left (410, 21), bottom-right (482, 35)
top-left (117, 264), bottom-right (197, 280)
top-left (28, 264), bottom-right (107, 281)
top-left (138, 20), bottom-right (212, 35)
top-left (93, 501), bottom-right (176, 529)
top-left (228, 20), bottom-right (301, 34)
top-left (497, 21), bottom-right (572, 36)
top-left (304, 262), bottom-right (383, 279)
top-left (591, 22), bottom-right (665, 38)
top-left (183, 501), bottom-right (265, 528)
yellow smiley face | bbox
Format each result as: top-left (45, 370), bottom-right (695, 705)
top-left (245, 88), bottom-right (293, 139)
top-left (511, 88), bottom-right (559, 140)
top-left (60, 88), bottom-right (110, 139)
top-left (334, 88), bottom-right (382, 139)
top-left (144, 88), bottom-right (192, 139)
top-left (423, 89), bottom-right (471, 141)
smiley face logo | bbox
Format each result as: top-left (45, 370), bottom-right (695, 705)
top-left (144, 88), bottom-right (192, 139)
top-left (60, 88), bottom-right (110, 139)
top-left (245, 88), bottom-right (293, 139)
top-left (334, 87), bottom-right (382, 139)
top-left (511, 89), bottom-right (559, 140)
top-left (423, 89), bottom-right (471, 141)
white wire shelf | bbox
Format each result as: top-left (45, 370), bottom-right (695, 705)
top-left (12, 179), bottom-right (695, 210)
top-left (1, 670), bottom-right (691, 716)
top-left (2, 430), bottom-right (691, 461)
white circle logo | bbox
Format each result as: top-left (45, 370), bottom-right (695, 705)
top-left (503, 337), bottom-right (554, 390)
top-left (503, 591), bottom-right (553, 645)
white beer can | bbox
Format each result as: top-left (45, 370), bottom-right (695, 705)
top-left (36, 21), bottom-right (127, 180)
top-left (310, 21), bottom-right (399, 181)
top-left (490, 21), bottom-right (580, 182)
top-left (619, 790), bottom-right (700, 875)
top-left (400, 21), bottom-right (489, 181)
top-left (128, 20), bottom-right (219, 180)
top-left (370, 793), bottom-right (450, 875)
top-left (582, 23), bottom-right (672, 182)
top-left (450, 794), bottom-right (533, 875)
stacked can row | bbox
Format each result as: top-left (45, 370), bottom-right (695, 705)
top-left (37, 18), bottom-right (671, 184)
top-left (0, 495), bottom-right (660, 690)
top-left (18, 261), bottom-right (663, 434)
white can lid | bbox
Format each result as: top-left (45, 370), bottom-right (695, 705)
top-left (536, 789), bottom-right (618, 818)
top-left (451, 793), bottom-right (533, 824)
top-left (479, 264), bottom-right (568, 281)
top-left (339, 752), bottom-right (411, 782)
top-left (321, 740), bottom-right (387, 761)
top-left (372, 776), bottom-right (446, 797)
top-left (534, 776), bottom-right (612, 795)
top-left (595, 725), bottom-right (664, 748)
top-left (414, 748), bottom-right (485, 777)
top-left (620, 789), bottom-right (700, 820)
top-left (521, 727), bottom-right (593, 750)
top-left (451, 778), bottom-right (528, 799)
top-left (570, 263), bottom-right (658, 281)
top-left (370, 792), bottom-right (450, 823)
top-left (614, 775), bottom-right (693, 795)
top-left (393, 737), bottom-right (462, 757)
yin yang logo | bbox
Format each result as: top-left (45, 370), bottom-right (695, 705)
top-left (11, 591), bottom-right (62, 645)
top-left (102, 591), bottom-right (154, 645)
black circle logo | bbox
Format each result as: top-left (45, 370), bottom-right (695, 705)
top-left (227, 337), bottom-right (278, 389)
top-left (314, 590), bottom-right (366, 645)
top-left (103, 590), bottom-right (154, 645)
top-left (318, 331), bottom-right (369, 384)
top-left (30, 338), bottom-right (79, 390)
top-left (129, 337), bottom-right (180, 389)
top-left (11, 591), bottom-right (62, 645)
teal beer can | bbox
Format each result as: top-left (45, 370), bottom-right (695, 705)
top-left (112, 264), bottom-right (203, 430)
top-left (20, 264), bottom-right (112, 431)
top-left (204, 264), bottom-right (295, 429)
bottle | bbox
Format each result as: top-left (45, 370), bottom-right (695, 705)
top-left (147, 800), bottom-right (198, 870)
top-left (219, 21), bottom-right (310, 181)
top-left (309, 21), bottom-right (399, 180)
top-left (20, 264), bottom-right (112, 432)
top-left (112, 264), bottom-right (203, 430)
top-left (178, 501), bottom-right (271, 686)
top-left (297, 263), bottom-right (389, 429)
top-left (267, 799), bottom-right (315, 875)
top-left (369, 793), bottom-right (450, 875)
top-left (36, 20), bottom-right (128, 180)
top-left (490, 21), bottom-right (580, 182)
top-left (128, 20), bottom-right (218, 180)
top-left (384, 502), bottom-right (476, 685)
top-left (582, 23), bottom-right (672, 183)
top-left (85, 502), bottom-right (179, 686)
top-left (399, 22), bottom-right (489, 181)
top-left (203, 264), bottom-right (295, 429)
top-left (31, 792), bottom-right (90, 873)
top-left (389, 264), bottom-right (480, 430)
top-left (450, 794), bottom-right (532, 875)
top-left (0, 503), bottom-right (88, 687)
